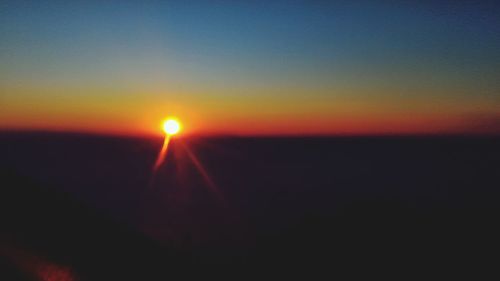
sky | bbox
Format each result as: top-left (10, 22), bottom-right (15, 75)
top-left (1, 0), bottom-right (499, 136)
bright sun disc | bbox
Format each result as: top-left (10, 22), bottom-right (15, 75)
top-left (163, 119), bottom-right (181, 135)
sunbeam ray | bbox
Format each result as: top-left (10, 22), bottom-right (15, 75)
top-left (180, 142), bottom-right (224, 201)
top-left (153, 135), bottom-right (171, 172)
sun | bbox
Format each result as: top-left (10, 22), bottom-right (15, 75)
top-left (162, 118), bottom-right (181, 135)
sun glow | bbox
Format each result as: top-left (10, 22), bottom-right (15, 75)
top-left (162, 119), bottom-right (181, 135)
top-left (150, 117), bottom-right (222, 200)
top-left (151, 118), bottom-right (182, 174)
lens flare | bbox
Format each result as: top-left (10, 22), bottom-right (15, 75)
top-left (149, 118), bottom-right (224, 203)
top-left (163, 119), bottom-right (181, 135)
top-left (180, 142), bottom-right (223, 200)
top-left (153, 135), bottom-right (171, 172)
top-left (152, 118), bottom-right (182, 175)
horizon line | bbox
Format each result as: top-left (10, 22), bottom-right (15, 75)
top-left (1, 128), bottom-right (499, 139)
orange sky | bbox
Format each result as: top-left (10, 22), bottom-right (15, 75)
top-left (2, 83), bottom-right (499, 136)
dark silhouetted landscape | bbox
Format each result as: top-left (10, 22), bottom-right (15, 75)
top-left (1, 132), bottom-right (499, 279)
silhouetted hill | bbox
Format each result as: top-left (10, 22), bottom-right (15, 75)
top-left (0, 169), bottom-right (195, 281)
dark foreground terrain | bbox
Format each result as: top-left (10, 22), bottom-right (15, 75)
top-left (1, 132), bottom-right (499, 279)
